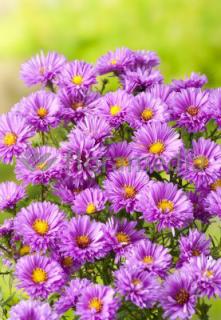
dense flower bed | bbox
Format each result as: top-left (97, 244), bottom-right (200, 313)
top-left (0, 48), bottom-right (221, 319)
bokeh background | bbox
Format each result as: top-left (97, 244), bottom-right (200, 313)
top-left (0, 0), bottom-right (221, 318)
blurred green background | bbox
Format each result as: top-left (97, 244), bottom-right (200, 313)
top-left (0, 0), bottom-right (221, 318)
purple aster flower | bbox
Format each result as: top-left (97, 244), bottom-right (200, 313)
top-left (58, 88), bottom-right (100, 122)
top-left (0, 112), bottom-right (35, 164)
top-left (96, 47), bottom-right (134, 75)
top-left (20, 51), bottom-right (66, 87)
top-left (0, 181), bottom-right (26, 211)
top-left (179, 138), bottom-right (221, 188)
top-left (171, 72), bottom-right (208, 92)
top-left (114, 265), bottom-right (159, 308)
top-left (121, 68), bottom-right (163, 95)
top-left (15, 254), bottom-right (65, 298)
top-left (94, 90), bottom-right (133, 129)
top-left (149, 83), bottom-right (173, 104)
top-left (0, 218), bottom-right (14, 237)
top-left (60, 130), bottom-right (106, 182)
top-left (60, 215), bottom-right (107, 263)
top-left (76, 114), bottom-right (112, 143)
top-left (76, 284), bottom-right (120, 320)
top-left (14, 201), bottom-right (66, 252)
top-left (131, 122), bottom-right (183, 172)
top-left (15, 146), bottom-right (63, 185)
top-left (55, 278), bottom-right (91, 315)
top-left (73, 187), bottom-right (106, 215)
top-left (59, 60), bottom-right (96, 93)
top-left (102, 218), bottom-right (145, 260)
top-left (8, 300), bottom-right (58, 320)
top-left (178, 229), bottom-right (211, 266)
top-left (160, 270), bottom-right (197, 320)
top-left (204, 188), bottom-right (221, 218)
top-left (20, 90), bottom-right (60, 132)
top-left (169, 88), bottom-right (210, 132)
top-left (132, 50), bottom-right (160, 69)
top-left (185, 255), bottom-right (221, 298)
top-left (136, 181), bottom-right (193, 231)
top-left (52, 251), bottom-right (81, 275)
top-left (209, 88), bottom-right (221, 127)
top-left (188, 191), bottom-right (214, 222)
top-left (126, 92), bottom-right (170, 129)
top-left (106, 141), bottom-right (133, 173)
top-left (125, 239), bottom-right (172, 278)
top-left (103, 168), bottom-right (149, 213)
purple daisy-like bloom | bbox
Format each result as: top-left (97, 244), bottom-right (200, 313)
top-left (60, 130), bottom-right (106, 182)
top-left (114, 265), bottom-right (159, 308)
top-left (14, 201), bottom-right (66, 252)
top-left (185, 255), bottom-right (221, 298)
top-left (20, 51), bottom-right (66, 87)
top-left (149, 83), bottom-right (173, 104)
top-left (102, 218), bottom-right (145, 260)
top-left (103, 168), bottom-right (149, 213)
top-left (58, 88), bottom-right (100, 122)
top-left (0, 112), bottom-right (35, 164)
top-left (20, 90), bottom-right (60, 132)
top-left (121, 68), bottom-right (163, 95)
top-left (209, 88), bottom-right (221, 127)
top-left (160, 270), bottom-right (197, 320)
top-left (59, 60), bottom-right (96, 93)
top-left (0, 218), bottom-right (14, 237)
top-left (55, 278), bottom-right (91, 315)
top-left (8, 300), bottom-right (59, 320)
top-left (188, 191), bottom-right (214, 222)
top-left (171, 72), bottom-right (208, 92)
top-left (179, 138), bottom-right (221, 188)
top-left (169, 88), bottom-right (210, 132)
top-left (126, 92), bottom-right (170, 129)
top-left (0, 181), bottom-right (26, 211)
top-left (132, 50), bottom-right (160, 69)
top-left (15, 254), bottom-right (65, 298)
top-left (52, 250), bottom-right (81, 275)
top-left (178, 229), bottom-right (211, 266)
top-left (131, 122), bottom-right (183, 172)
top-left (125, 239), bottom-right (172, 278)
top-left (60, 215), bottom-right (107, 263)
top-left (73, 187), bottom-right (106, 215)
top-left (106, 141), bottom-right (133, 173)
top-left (204, 188), bottom-right (221, 218)
top-left (96, 47), bottom-right (134, 75)
top-left (76, 284), bottom-right (120, 320)
top-left (15, 146), bottom-right (63, 185)
top-left (94, 90), bottom-right (133, 129)
top-left (136, 181), bottom-right (193, 231)
top-left (77, 115), bottom-right (112, 143)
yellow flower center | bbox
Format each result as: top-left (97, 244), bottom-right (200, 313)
top-left (76, 235), bottom-right (90, 248)
top-left (62, 256), bottom-right (73, 268)
top-left (86, 203), bottom-right (96, 215)
top-left (191, 249), bottom-right (201, 256)
top-left (110, 59), bottom-right (117, 65)
top-left (193, 156), bottom-right (209, 170)
top-left (210, 179), bottom-right (221, 191)
top-left (186, 106), bottom-right (199, 116)
top-left (37, 107), bottom-right (48, 118)
top-left (205, 269), bottom-right (214, 278)
top-left (19, 245), bottom-right (30, 256)
top-left (72, 75), bottom-right (83, 85)
top-left (89, 298), bottom-right (103, 312)
top-left (116, 232), bottom-right (130, 245)
top-left (141, 108), bottom-right (153, 121)
top-left (3, 132), bottom-right (17, 146)
top-left (143, 255), bottom-right (154, 264)
top-left (175, 289), bottom-right (190, 305)
top-left (71, 101), bottom-right (84, 110)
top-left (32, 219), bottom-right (49, 235)
top-left (124, 185), bottom-right (136, 199)
top-left (110, 105), bottom-right (121, 116)
top-left (157, 199), bottom-right (174, 213)
top-left (149, 141), bottom-right (165, 155)
top-left (36, 162), bottom-right (47, 170)
top-left (115, 157), bottom-right (129, 168)
top-left (32, 268), bottom-right (47, 283)
top-left (132, 278), bottom-right (141, 286)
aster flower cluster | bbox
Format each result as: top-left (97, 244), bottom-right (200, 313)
top-left (0, 48), bottom-right (221, 320)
